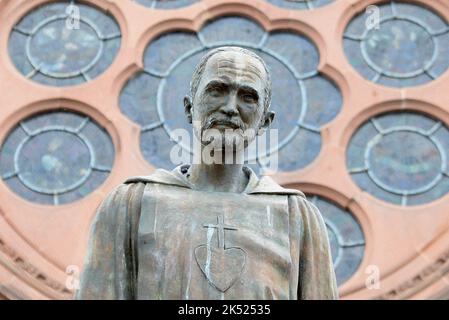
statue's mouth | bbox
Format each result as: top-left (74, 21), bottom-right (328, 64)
top-left (206, 119), bottom-right (242, 130)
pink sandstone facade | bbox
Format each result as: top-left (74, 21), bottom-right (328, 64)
top-left (0, 0), bottom-right (448, 299)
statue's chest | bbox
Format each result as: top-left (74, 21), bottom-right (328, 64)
top-left (138, 184), bottom-right (291, 248)
top-left (136, 184), bottom-right (293, 299)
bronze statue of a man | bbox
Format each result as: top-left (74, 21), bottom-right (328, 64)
top-left (76, 47), bottom-right (338, 300)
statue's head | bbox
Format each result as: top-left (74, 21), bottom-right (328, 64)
top-left (184, 46), bottom-right (275, 152)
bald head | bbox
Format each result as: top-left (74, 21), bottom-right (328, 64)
top-left (190, 47), bottom-right (272, 112)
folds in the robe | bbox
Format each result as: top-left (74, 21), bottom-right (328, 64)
top-left (76, 167), bottom-right (338, 300)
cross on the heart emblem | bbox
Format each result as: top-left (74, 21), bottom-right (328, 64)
top-left (194, 215), bottom-right (246, 293)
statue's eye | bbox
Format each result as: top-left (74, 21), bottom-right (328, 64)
top-left (210, 88), bottom-right (222, 96)
top-left (241, 93), bottom-right (257, 103)
top-left (207, 85), bottom-right (226, 97)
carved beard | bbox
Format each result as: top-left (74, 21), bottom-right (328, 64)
top-left (200, 117), bottom-right (251, 152)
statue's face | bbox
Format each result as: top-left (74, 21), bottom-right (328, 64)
top-left (186, 51), bottom-right (272, 152)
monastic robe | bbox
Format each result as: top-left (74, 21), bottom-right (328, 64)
top-left (76, 165), bottom-right (338, 300)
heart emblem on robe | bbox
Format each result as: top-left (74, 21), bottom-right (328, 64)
top-left (194, 245), bottom-right (246, 293)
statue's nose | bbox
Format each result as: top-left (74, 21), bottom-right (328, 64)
top-left (220, 95), bottom-right (239, 117)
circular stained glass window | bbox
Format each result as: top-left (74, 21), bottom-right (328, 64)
top-left (343, 2), bottom-right (449, 87)
top-left (308, 194), bottom-right (365, 285)
top-left (134, 0), bottom-right (199, 9)
top-left (346, 111), bottom-right (449, 206)
top-left (9, 1), bottom-right (121, 86)
top-left (0, 110), bottom-right (115, 205)
top-left (267, 0), bottom-right (335, 10)
top-left (120, 16), bottom-right (342, 172)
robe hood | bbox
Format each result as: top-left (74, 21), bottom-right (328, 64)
top-left (125, 165), bottom-right (305, 197)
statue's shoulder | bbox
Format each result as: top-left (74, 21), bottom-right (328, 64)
top-left (123, 166), bottom-right (191, 189)
top-left (121, 166), bottom-right (307, 198)
top-left (250, 175), bottom-right (306, 198)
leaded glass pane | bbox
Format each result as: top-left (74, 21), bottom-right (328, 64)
top-left (264, 32), bottom-right (319, 76)
top-left (140, 126), bottom-right (177, 170)
top-left (302, 76), bottom-right (342, 127)
top-left (346, 111), bottom-right (449, 206)
top-left (8, 1), bottom-right (121, 86)
top-left (200, 16), bottom-right (266, 47)
top-left (408, 176), bottom-right (449, 206)
top-left (144, 32), bottom-right (202, 75)
top-left (308, 195), bottom-right (365, 285)
top-left (120, 17), bottom-right (343, 173)
top-left (0, 111), bottom-right (115, 205)
top-left (58, 171), bottom-right (111, 204)
top-left (369, 131), bottom-right (441, 191)
top-left (277, 130), bottom-right (321, 171)
top-left (18, 131), bottom-right (91, 193)
top-left (119, 73), bottom-right (161, 127)
top-left (343, 1), bottom-right (449, 87)
top-left (267, 0), bottom-right (335, 10)
top-left (134, 0), bottom-right (199, 10)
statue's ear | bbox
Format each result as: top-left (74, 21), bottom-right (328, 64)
top-left (184, 95), bottom-right (193, 124)
top-left (258, 110), bottom-right (275, 135)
